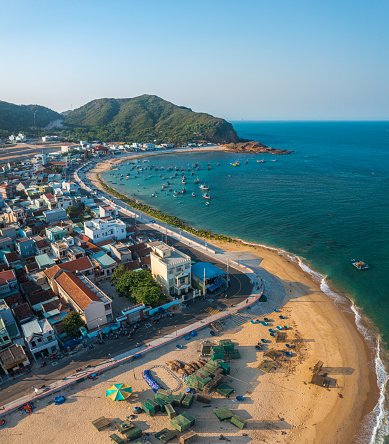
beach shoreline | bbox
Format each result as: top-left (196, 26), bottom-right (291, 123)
top-left (82, 153), bottom-right (382, 443)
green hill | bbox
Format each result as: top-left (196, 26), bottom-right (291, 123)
top-left (62, 95), bottom-right (240, 144)
top-left (0, 101), bottom-right (61, 136)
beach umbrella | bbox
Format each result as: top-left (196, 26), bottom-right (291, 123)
top-left (106, 383), bottom-right (133, 401)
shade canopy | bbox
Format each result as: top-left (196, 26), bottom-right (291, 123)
top-left (106, 383), bottom-right (132, 401)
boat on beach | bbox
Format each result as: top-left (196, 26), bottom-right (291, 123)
top-left (351, 259), bottom-right (370, 270)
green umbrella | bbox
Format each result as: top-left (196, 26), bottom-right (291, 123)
top-left (106, 383), bottom-right (133, 401)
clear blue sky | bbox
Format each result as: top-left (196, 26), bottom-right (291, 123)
top-left (1, 0), bottom-right (388, 120)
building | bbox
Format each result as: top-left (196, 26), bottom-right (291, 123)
top-left (15, 237), bottom-right (35, 258)
top-left (0, 270), bottom-right (19, 300)
top-left (191, 262), bottom-right (227, 294)
top-left (0, 344), bottom-right (30, 375)
top-left (46, 225), bottom-right (67, 242)
top-left (0, 317), bottom-right (12, 349)
top-left (0, 183), bottom-right (16, 199)
top-left (50, 270), bottom-right (112, 330)
top-left (90, 251), bottom-right (117, 279)
top-left (149, 241), bottom-right (191, 297)
top-left (44, 256), bottom-right (95, 282)
top-left (99, 205), bottom-right (117, 219)
top-left (43, 208), bottom-right (67, 224)
top-left (84, 218), bottom-right (127, 243)
top-left (110, 242), bottom-right (132, 263)
top-left (22, 319), bottom-right (59, 361)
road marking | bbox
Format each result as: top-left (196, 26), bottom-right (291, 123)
top-left (98, 351), bottom-right (102, 354)
top-left (19, 384), bottom-right (24, 387)
top-left (205, 307), bottom-right (219, 316)
top-left (8, 390), bottom-right (12, 392)
top-left (87, 355), bottom-right (92, 358)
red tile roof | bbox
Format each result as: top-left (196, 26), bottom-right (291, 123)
top-left (12, 303), bottom-right (33, 322)
top-left (54, 271), bottom-right (101, 310)
top-left (0, 269), bottom-right (16, 282)
top-left (44, 256), bottom-right (94, 280)
top-left (95, 239), bottom-right (114, 247)
top-left (43, 193), bottom-right (54, 200)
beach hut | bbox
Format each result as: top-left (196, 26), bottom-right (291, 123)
top-left (106, 383), bottom-right (132, 401)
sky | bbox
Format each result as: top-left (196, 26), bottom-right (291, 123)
top-left (0, 0), bottom-right (388, 120)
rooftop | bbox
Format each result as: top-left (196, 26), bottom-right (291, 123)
top-left (22, 318), bottom-right (52, 338)
top-left (91, 251), bottom-right (116, 267)
top-left (44, 256), bottom-right (93, 280)
top-left (54, 271), bottom-right (110, 310)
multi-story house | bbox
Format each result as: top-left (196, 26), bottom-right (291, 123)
top-left (15, 237), bottom-right (35, 258)
top-left (22, 319), bottom-right (59, 361)
top-left (84, 218), bottom-right (127, 243)
top-left (49, 270), bottom-right (112, 330)
top-left (0, 317), bottom-right (12, 349)
top-left (0, 270), bottom-right (19, 300)
top-left (99, 205), bottom-right (117, 219)
top-left (0, 183), bottom-right (16, 199)
top-left (46, 226), bottom-right (67, 242)
top-left (149, 241), bottom-right (191, 297)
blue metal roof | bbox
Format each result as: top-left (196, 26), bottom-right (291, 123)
top-left (191, 262), bottom-right (226, 280)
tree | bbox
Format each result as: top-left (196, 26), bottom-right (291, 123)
top-left (132, 285), bottom-right (165, 305)
top-left (66, 205), bottom-right (77, 216)
top-left (111, 268), bottom-right (166, 306)
top-left (63, 312), bottom-right (84, 338)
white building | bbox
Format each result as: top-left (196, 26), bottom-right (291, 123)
top-left (131, 143), bottom-right (141, 149)
top-left (99, 205), bottom-right (117, 219)
top-left (61, 145), bottom-right (72, 153)
top-left (84, 218), bottom-right (127, 243)
top-left (62, 181), bottom-right (79, 194)
top-left (150, 241), bottom-right (191, 297)
top-left (142, 143), bottom-right (155, 151)
top-left (22, 319), bottom-right (59, 361)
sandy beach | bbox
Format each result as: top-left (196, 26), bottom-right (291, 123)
top-left (0, 154), bottom-right (377, 443)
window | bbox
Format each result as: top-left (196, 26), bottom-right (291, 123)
top-left (37, 338), bottom-right (42, 343)
top-left (47, 335), bottom-right (53, 342)
top-left (31, 341), bottom-right (36, 347)
top-left (3, 336), bottom-right (9, 342)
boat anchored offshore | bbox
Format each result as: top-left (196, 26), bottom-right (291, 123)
top-left (199, 184), bottom-right (210, 190)
top-left (351, 259), bottom-right (370, 270)
top-left (230, 161), bottom-right (240, 166)
top-left (202, 192), bottom-right (211, 199)
top-left (257, 159), bottom-right (265, 163)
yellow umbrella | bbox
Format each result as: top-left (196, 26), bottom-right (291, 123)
top-left (106, 383), bottom-right (132, 401)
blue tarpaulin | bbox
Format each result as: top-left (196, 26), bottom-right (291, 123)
top-left (191, 262), bottom-right (226, 281)
top-left (142, 370), bottom-right (160, 392)
top-left (63, 339), bottom-right (82, 349)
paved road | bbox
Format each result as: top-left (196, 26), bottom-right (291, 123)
top-left (0, 179), bottom-right (252, 407)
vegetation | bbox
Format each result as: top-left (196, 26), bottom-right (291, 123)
top-left (63, 95), bottom-right (240, 144)
top-left (0, 101), bottom-right (61, 139)
top-left (98, 177), bottom-right (233, 243)
top-left (0, 95), bottom-right (241, 145)
top-left (111, 266), bottom-right (166, 306)
top-left (66, 203), bottom-right (93, 220)
top-left (63, 312), bottom-right (85, 337)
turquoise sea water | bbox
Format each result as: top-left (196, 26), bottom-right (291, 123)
top-left (102, 121), bottom-right (389, 441)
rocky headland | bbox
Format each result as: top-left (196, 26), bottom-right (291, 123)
top-left (222, 141), bottom-right (293, 155)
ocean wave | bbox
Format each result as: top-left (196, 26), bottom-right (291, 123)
top-left (240, 238), bottom-right (388, 443)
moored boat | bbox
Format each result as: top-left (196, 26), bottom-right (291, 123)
top-left (351, 259), bottom-right (370, 270)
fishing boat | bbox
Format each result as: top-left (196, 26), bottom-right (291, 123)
top-left (199, 184), bottom-right (210, 190)
top-left (181, 179), bottom-right (186, 184)
top-left (351, 259), bottom-right (370, 270)
top-left (181, 187), bottom-right (186, 194)
top-left (271, 159), bottom-right (278, 162)
top-left (194, 177), bottom-right (199, 184)
top-left (150, 193), bottom-right (156, 197)
top-left (126, 175), bottom-right (129, 179)
top-left (230, 161), bottom-right (240, 166)
top-left (173, 193), bottom-right (179, 198)
top-left (202, 192), bottom-right (211, 199)
top-left (205, 201), bottom-right (210, 206)
top-left (257, 159), bottom-right (265, 163)
top-left (245, 160), bottom-right (248, 164)
top-left (192, 192), bottom-right (196, 198)
top-left (207, 166), bottom-right (211, 170)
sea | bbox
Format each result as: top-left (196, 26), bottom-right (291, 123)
top-left (101, 121), bottom-right (389, 442)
